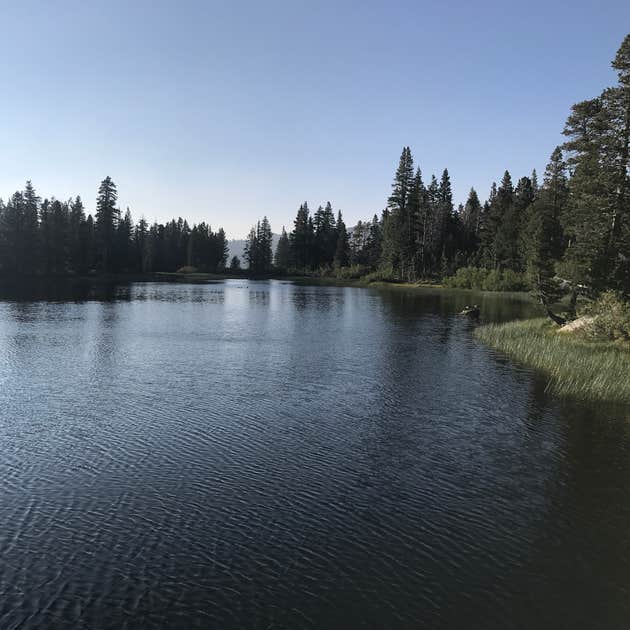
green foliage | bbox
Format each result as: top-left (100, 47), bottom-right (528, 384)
top-left (228, 256), bottom-right (241, 271)
top-left (460, 188), bottom-right (482, 257)
top-left (520, 148), bottom-right (567, 306)
top-left (443, 266), bottom-right (529, 292)
top-left (0, 179), bottom-right (229, 277)
top-left (288, 202), bottom-right (313, 269)
top-left (361, 266), bottom-right (400, 284)
top-left (333, 264), bottom-right (370, 280)
top-left (95, 176), bottom-right (119, 273)
top-left (475, 318), bottom-right (630, 403)
top-left (560, 34), bottom-right (630, 293)
top-left (333, 211), bottom-right (350, 268)
top-left (244, 216), bottom-right (273, 273)
top-left (583, 291), bottom-right (630, 341)
top-left (274, 227), bottom-right (290, 270)
top-left (313, 202), bottom-right (337, 266)
top-left (443, 266), bottom-right (487, 289)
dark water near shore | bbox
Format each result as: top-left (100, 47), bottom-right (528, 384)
top-left (1, 280), bottom-right (629, 629)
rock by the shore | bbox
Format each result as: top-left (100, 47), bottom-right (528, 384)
top-left (558, 316), bottom-right (595, 334)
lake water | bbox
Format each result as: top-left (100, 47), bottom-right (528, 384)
top-left (1, 280), bottom-right (629, 629)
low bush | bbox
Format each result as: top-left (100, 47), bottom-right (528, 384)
top-left (362, 267), bottom-right (400, 284)
top-left (334, 264), bottom-right (370, 280)
top-left (444, 266), bottom-right (529, 292)
top-left (584, 291), bottom-right (630, 341)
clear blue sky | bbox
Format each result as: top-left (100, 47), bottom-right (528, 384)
top-left (1, 0), bottom-right (629, 237)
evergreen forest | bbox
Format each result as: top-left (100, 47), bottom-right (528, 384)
top-left (1, 34), bottom-right (629, 304)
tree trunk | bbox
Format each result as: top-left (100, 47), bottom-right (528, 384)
top-left (545, 307), bottom-right (566, 326)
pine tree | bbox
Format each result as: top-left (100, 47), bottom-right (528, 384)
top-left (257, 216), bottom-right (273, 272)
top-left (115, 208), bottom-right (133, 272)
top-left (541, 147), bottom-right (569, 260)
top-left (0, 193), bottom-right (25, 273)
top-left (531, 169), bottom-right (539, 198)
top-left (83, 215), bottom-right (96, 272)
top-left (607, 34), bottom-right (630, 290)
top-left (461, 188), bottom-right (482, 260)
top-left (274, 226), bottom-right (290, 270)
top-left (366, 214), bottom-right (383, 269)
top-left (22, 181), bottom-right (40, 274)
top-left (215, 228), bottom-right (229, 271)
top-left (478, 182), bottom-right (497, 266)
top-left (561, 98), bottom-right (610, 288)
top-left (95, 176), bottom-right (119, 273)
top-left (334, 211), bottom-right (350, 267)
top-left (490, 171), bottom-right (518, 269)
top-left (522, 148), bottom-right (568, 304)
top-left (434, 168), bottom-right (456, 271)
top-left (349, 220), bottom-right (367, 265)
top-left (313, 202), bottom-right (337, 267)
top-left (68, 196), bottom-right (86, 273)
top-left (134, 217), bottom-right (149, 272)
top-left (381, 147), bottom-right (416, 277)
top-left (289, 203), bottom-right (313, 270)
top-left (421, 174), bottom-right (440, 273)
top-left (244, 220), bottom-right (272, 273)
top-left (49, 200), bottom-right (68, 274)
top-left (244, 226), bottom-right (258, 271)
top-left (514, 176), bottom-right (535, 212)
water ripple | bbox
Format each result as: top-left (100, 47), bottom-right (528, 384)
top-left (0, 281), bottom-right (629, 629)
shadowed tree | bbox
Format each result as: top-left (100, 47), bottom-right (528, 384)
top-left (334, 210), bottom-right (350, 268)
top-left (95, 176), bottom-right (119, 273)
top-left (274, 226), bottom-right (290, 271)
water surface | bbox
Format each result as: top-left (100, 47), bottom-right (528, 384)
top-left (1, 280), bottom-right (629, 629)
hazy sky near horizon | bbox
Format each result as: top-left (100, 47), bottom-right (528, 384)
top-left (1, 1), bottom-right (629, 238)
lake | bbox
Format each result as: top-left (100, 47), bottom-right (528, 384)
top-left (1, 280), bottom-right (629, 629)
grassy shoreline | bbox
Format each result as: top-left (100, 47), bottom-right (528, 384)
top-left (475, 318), bottom-right (630, 404)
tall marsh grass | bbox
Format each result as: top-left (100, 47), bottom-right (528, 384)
top-left (475, 318), bottom-right (630, 404)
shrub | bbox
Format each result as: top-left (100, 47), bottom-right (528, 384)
top-left (481, 269), bottom-right (501, 291)
top-left (334, 264), bottom-right (369, 280)
top-left (444, 266), bottom-right (485, 289)
top-left (362, 266), bottom-right (400, 283)
top-left (498, 269), bottom-right (529, 292)
top-left (443, 266), bottom-right (529, 292)
top-left (584, 291), bottom-right (630, 341)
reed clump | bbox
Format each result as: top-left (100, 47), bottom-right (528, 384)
top-left (475, 318), bottom-right (630, 404)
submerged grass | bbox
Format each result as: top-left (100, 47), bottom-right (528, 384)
top-left (474, 318), bottom-right (630, 404)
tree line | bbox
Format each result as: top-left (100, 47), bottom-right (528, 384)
top-left (2, 33), bottom-right (628, 299)
top-left (0, 176), bottom-right (229, 275)
top-left (389, 33), bottom-right (629, 300)
top-left (245, 33), bottom-right (629, 299)
top-left (242, 202), bottom-right (351, 274)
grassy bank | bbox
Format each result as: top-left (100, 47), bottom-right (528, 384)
top-left (475, 318), bottom-right (630, 404)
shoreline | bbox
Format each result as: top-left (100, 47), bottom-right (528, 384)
top-left (0, 271), bottom-right (447, 289)
top-left (474, 318), bottom-right (630, 405)
top-left (0, 272), bottom-right (539, 300)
